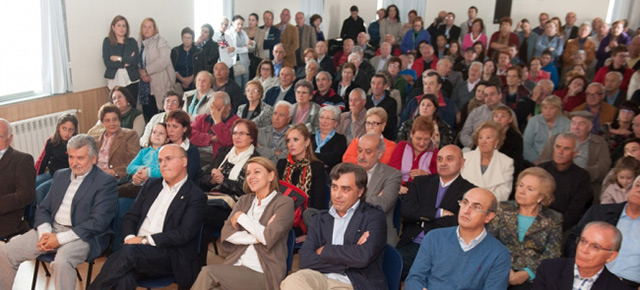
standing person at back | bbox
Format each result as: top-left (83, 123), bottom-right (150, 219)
top-left (340, 5), bottom-right (366, 42)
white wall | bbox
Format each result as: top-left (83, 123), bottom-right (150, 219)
top-left (235, 0), bottom-right (612, 40)
top-left (65, 0), bottom-right (194, 91)
top-left (66, 0), bottom-right (615, 92)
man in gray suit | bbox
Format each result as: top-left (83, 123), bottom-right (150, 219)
top-left (256, 100), bottom-right (293, 162)
top-left (295, 12), bottom-right (317, 68)
top-left (357, 132), bottom-right (402, 245)
top-left (0, 134), bottom-right (118, 290)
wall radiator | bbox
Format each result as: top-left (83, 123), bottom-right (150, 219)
top-left (11, 109), bottom-right (79, 160)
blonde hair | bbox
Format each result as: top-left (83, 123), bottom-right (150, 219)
top-left (139, 18), bottom-right (158, 40)
top-left (516, 167), bottom-right (556, 206)
top-left (242, 157), bottom-right (280, 194)
top-left (472, 120), bottom-right (506, 148)
top-left (491, 105), bottom-right (521, 135)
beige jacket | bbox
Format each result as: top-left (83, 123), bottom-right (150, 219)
top-left (244, 27), bottom-right (266, 59)
top-left (140, 34), bottom-right (176, 110)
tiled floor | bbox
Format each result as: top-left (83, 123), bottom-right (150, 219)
top-left (11, 240), bottom-right (301, 290)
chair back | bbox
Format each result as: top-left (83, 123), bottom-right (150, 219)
top-left (393, 199), bottom-right (402, 234)
top-left (286, 229), bottom-right (295, 272)
top-left (383, 244), bottom-right (403, 290)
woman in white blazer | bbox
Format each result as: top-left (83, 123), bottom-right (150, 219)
top-left (461, 120), bottom-right (514, 201)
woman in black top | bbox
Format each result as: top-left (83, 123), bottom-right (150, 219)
top-left (311, 106), bottom-right (347, 174)
top-left (102, 15), bottom-right (140, 107)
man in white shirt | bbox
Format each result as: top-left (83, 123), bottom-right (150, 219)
top-left (281, 163), bottom-right (387, 290)
top-left (88, 144), bottom-right (206, 290)
top-left (0, 134), bottom-right (118, 290)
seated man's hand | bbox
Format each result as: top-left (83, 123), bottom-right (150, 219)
top-left (40, 233), bottom-right (60, 252)
top-left (357, 231), bottom-right (370, 245)
top-left (315, 245), bottom-right (324, 255)
top-left (441, 209), bottom-right (454, 217)
top-left (399, 186), bottom-right (409, 195)
top-left (124, 236), bottom-right (144, 245)
top-left (36, 235), bottom-right (50, 252)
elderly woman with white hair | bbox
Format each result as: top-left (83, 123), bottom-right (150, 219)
top-left (461, 120), bottom-right (514, 202)
top-left (311, 105), bottom-right (347, 174)
top-left (522, 95), bottom-right (570, 163)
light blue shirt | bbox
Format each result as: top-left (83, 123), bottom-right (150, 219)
top-left (456, 226), bottom-right (487, 252)
top-left (325, 200), bottom-right (362, 285)
top-left (573, 263), bottom-right (603, 290)
top-left (607, 204), bottom-right (640, 283)
top-left (371, 92), bottom-right (386, 106)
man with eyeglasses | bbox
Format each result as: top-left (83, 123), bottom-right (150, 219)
top-left (397, 145), bottom-right (475, 280)
top-left (459, 6), bottom-right (483, 41)
top-left (533, 222), bottom-right (633, 290)
top-left (573, 83), bottom-right (617, 134)
top-left (564, 179), bottom-right (640, 289)
top-left (140, 91), bottom-right (184, 147)
top-left (404, 187), bottom-right (510, 290)
top-left (89, 144), bottom-right (206, 290)
top-left (436, 12), bottom-right (461, 46)
top-left (191, 91), bottom-right (239, 168)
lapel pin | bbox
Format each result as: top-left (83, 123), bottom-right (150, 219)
top-left (181, 196), bottom-right (184, 199)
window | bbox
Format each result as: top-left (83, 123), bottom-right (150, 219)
top-left (194, 0), bottom-right (232, 36)
top-left (0, 0), bottom-right (71, 105)
top-left (0, 0), bottom-right (43, 101)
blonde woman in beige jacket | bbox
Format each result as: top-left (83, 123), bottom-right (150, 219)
top-left (138, 17), bottom-right (176, 120)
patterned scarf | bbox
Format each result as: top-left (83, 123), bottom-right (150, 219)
top-left (284, 153), bottom-right (313, 194)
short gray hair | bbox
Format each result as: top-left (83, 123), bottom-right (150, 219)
top-left (306, 59), bottom-right (319, 70)
top-left (275, 100), bottom-right (294, 118)
top-left (348, 52), bottom-right (361, 62)
top-left (351, 46), bottom-right (363, 55)
top-left (538, 79), bottom-right (555, 92)
top-left (582, 221), bottom-right (623, 252)
top-left (587, 82), bottom-right (606, 94)
top-left (469, 61), bottom-right (483, 71)
top-left (0, 118), bottom-right (12, 136)
top-left (213, 91), bottom-right (231, 106)
top-left (68, 134), bottom-right (98, 158)
top-left (556, 132), bottom-right (580, 153)
top-left (349, 88), bottom-right (367, 101)
top-left (605, 71), bottom-right (624, 82)
top-left (319, 105), bottom-right (341, 122)
top-left (361, 132), bottom-right (385, 154)
top-left (316, 71), bottom-right (333, 82)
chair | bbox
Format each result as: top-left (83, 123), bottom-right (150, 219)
top-left (137, 226), bottom-right (203, 290)
top-left (31, 203), bottom-right (119, 290)
top-left (210, 230), bottom-right (221, 255)
top-left (286, 229), bottom-right (295, 272)
top-left (393, 199), bottom-right (402, 234)
top-left (383, 244), bottom-right (403, 290)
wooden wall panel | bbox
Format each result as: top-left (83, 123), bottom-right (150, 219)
top-left (0, 87), bottom-right (110, 133)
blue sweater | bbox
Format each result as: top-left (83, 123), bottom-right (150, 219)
top-left (405, 227), bottom-right (511, 290)
top-left (126, 147), bottom-right (162, 178)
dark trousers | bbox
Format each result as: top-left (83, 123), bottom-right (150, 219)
top-left (200, 205), bottom-right (232, 265)
top-left (125, 82), bottom-right (139, 108)
top-left (141, 96), bottom-right (158, 122)
top-left (509, 281), bottom-right (532, 290)
top-left (88, 244), bottom-right (173, 290)
top-left (397, 242), bottom-right (420, 280)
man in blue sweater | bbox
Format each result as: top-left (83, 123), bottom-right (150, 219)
top-left (404, 188), bottom-right (511, 290)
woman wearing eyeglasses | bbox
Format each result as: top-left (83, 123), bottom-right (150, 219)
top-left (487, 167), bottom-right (562, 290)
top-left (200, 118), bottom-right (260, 264)
top-left (342, 107), bottom-right (397, 164)
top-left (237, 80), bottom-right (273, 128)
top-left (311, 106), bottom-right (347, 174)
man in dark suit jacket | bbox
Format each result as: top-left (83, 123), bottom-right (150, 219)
top-left (260, 11), bottom-right (281, 60)
top-left (357, 133), bottom-right (402, 246)
top-left (212, 62), bottom-right (246, 113)
top-left (365, 74), bottom-right (397, 140)
top-left (0, 118), bottom-right (35, 239)
top-left (263, 67), bottom-right (297, 106)
top-left (89, 144), bottom-right (206, 290)
top-left (316, 41), bottom-right (336, 76)
top-left (280, 163), bottom-right (387, 290)
top-left (0, 134), bottom-right (117, 290)
top-left (533, 222), bottom-right (633, 290)
top-left (436, 13), bottom-right (461, 45)
top-left (397, 145), bottom-right (475, 279)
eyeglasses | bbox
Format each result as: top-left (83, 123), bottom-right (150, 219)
top-left (621, 109), bottom-right (635, 114)
top-left (365, 121), bottom-right (383, 127)
top-left (232, 131), bottom-right (250, 137)
top-left (165, 100), bottom-right (179, 105)
top-left (458, 200), bottom-right (492, 213)
top-left (245, 89), bottom-right (260, 94)
top-left (576, 237), bottom-right (614, 252)
top-left (445, 17), bottom-right (454, 20)
top-left (318, 116), bottom-right (335, 121)
top-left (158, 155), bottom-right (184, 164)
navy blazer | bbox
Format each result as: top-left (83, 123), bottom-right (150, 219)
top-left (35, 166), bottom-right (118, 261)
top-left (263, 86), bottom-right (296, 107)
top-left (122, 177), bottom-right (206, 289)
top-left (299, 202), bottom-right (388, 290)
top-left (532, 258), bottom-right (632, 290)
top-left (565, 202), bottom-right (626, 258)
top-left (398, 174), bottom-right (476, 248)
